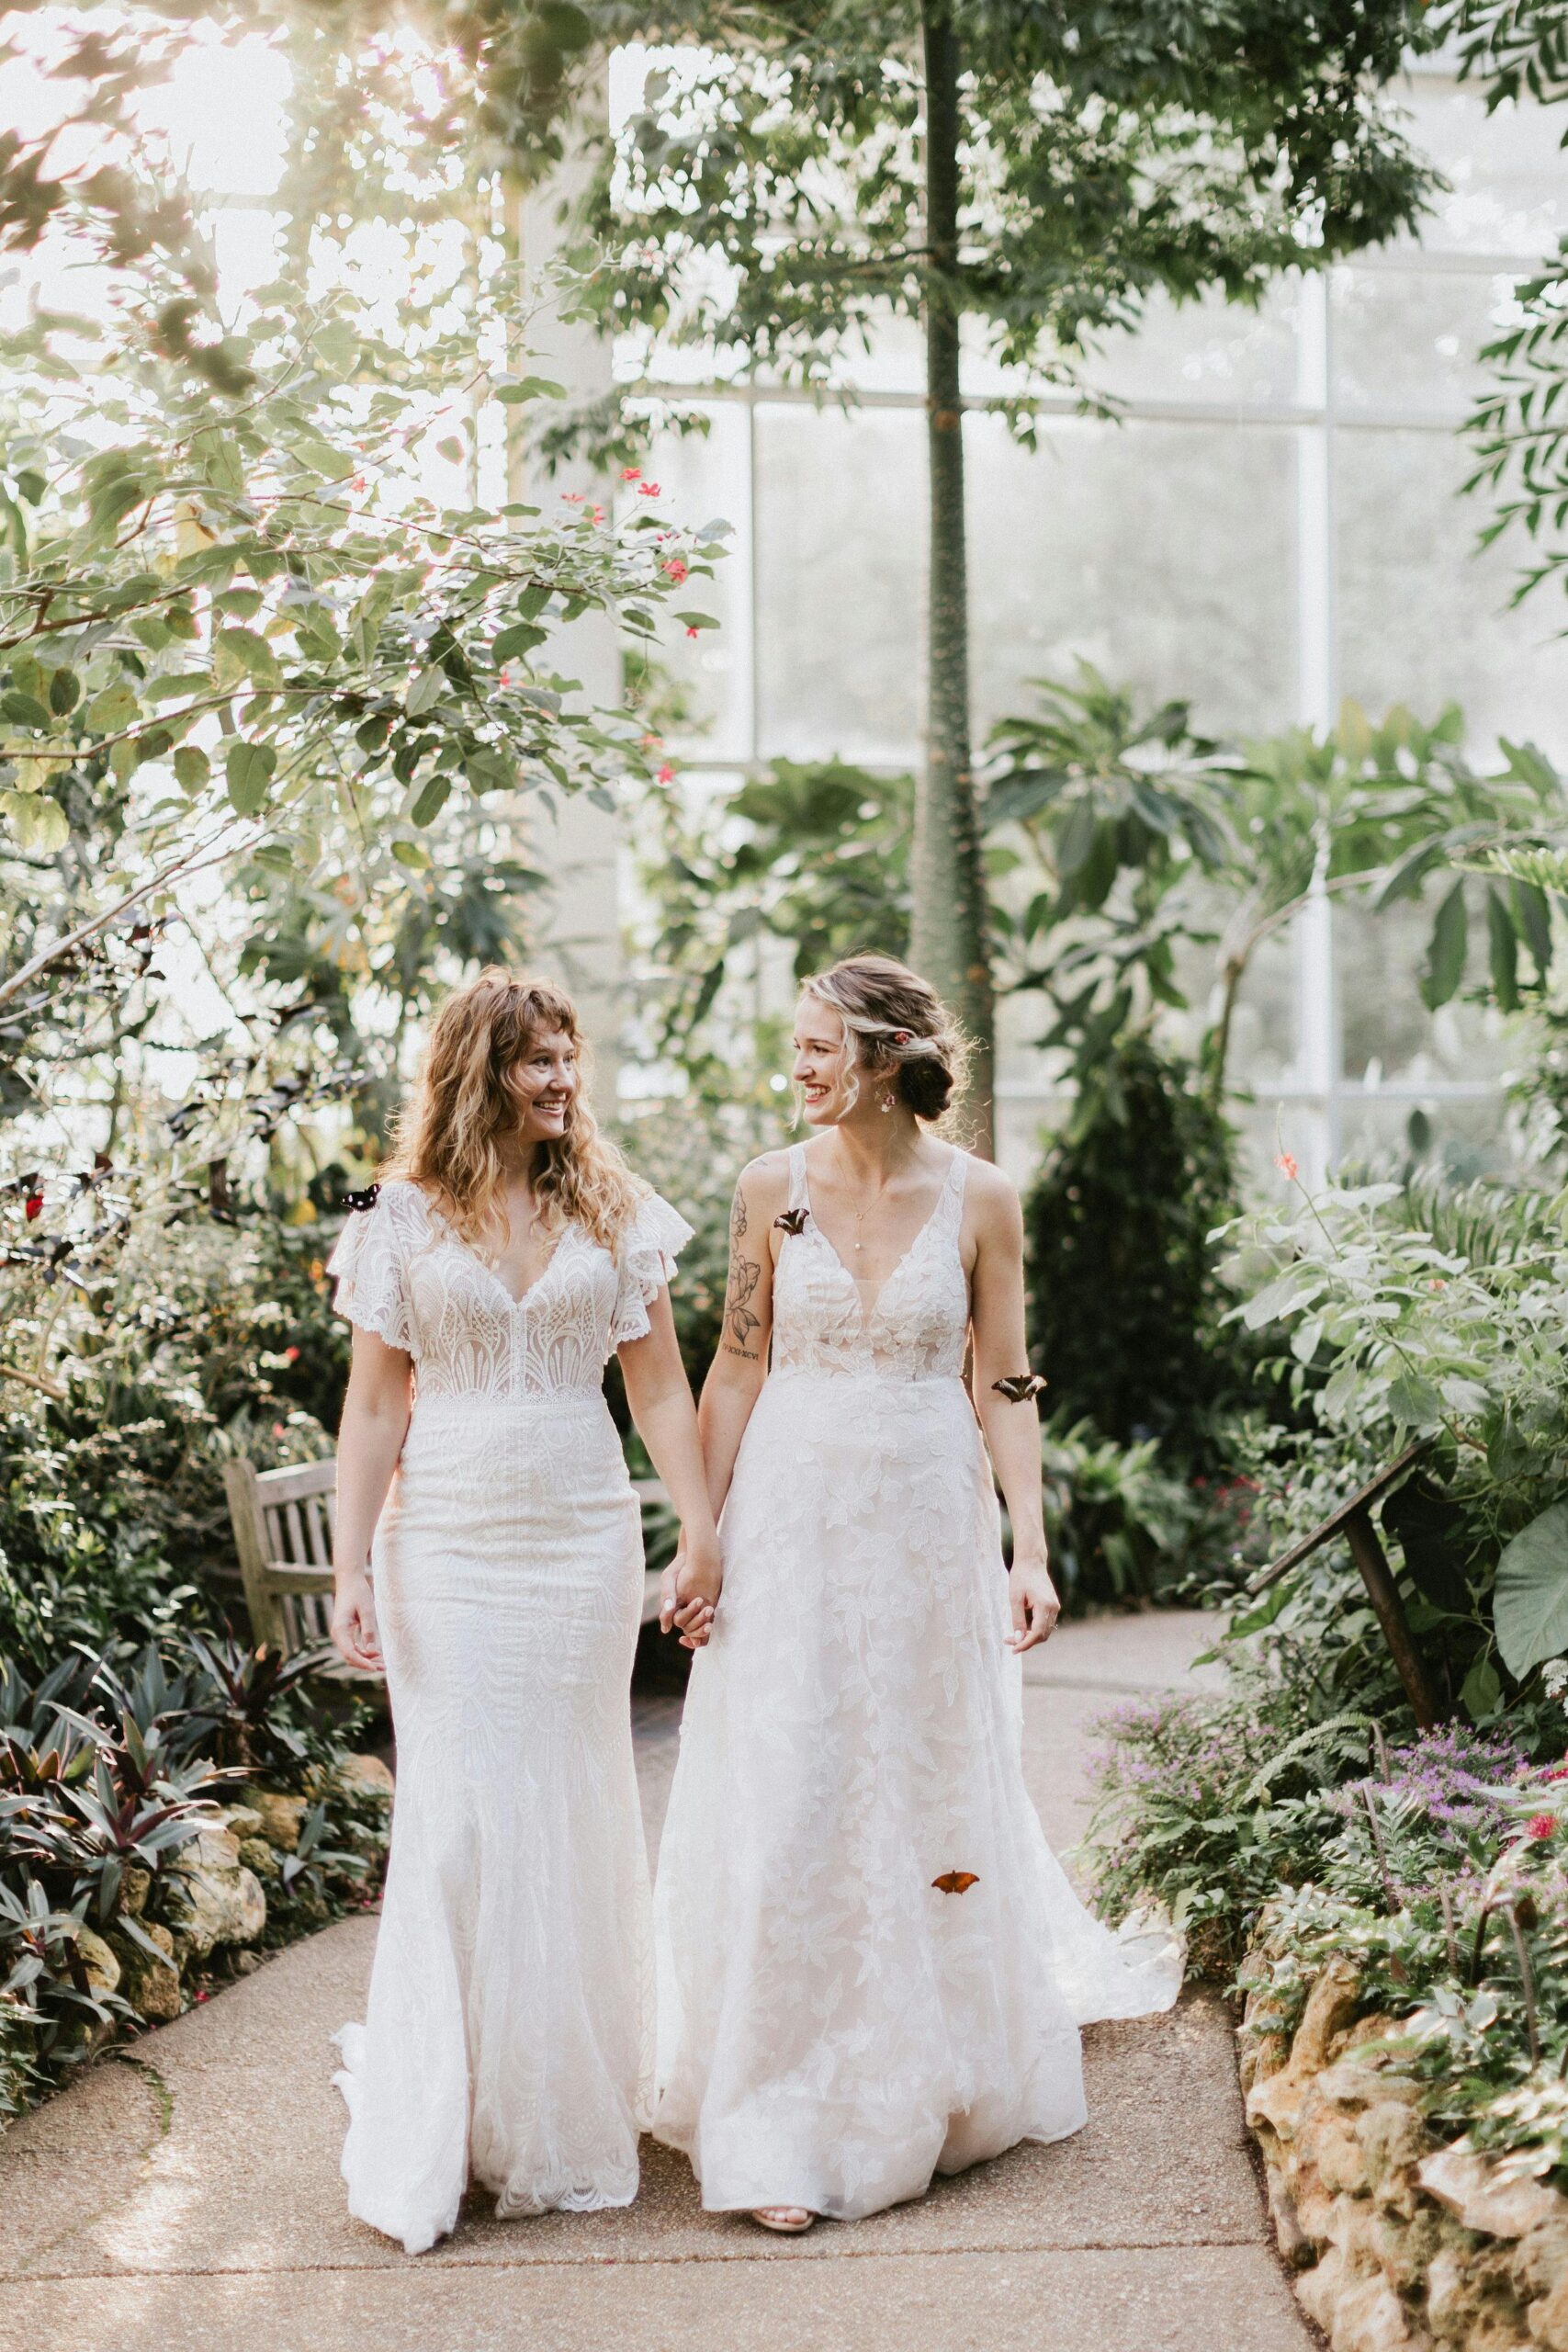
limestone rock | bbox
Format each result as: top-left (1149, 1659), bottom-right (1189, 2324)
top-left (335, 1752), bottom-right (393, 1802)
top-left (1360, 2102), bottom-right (1433, 2213)
top-left (1418, 2151), bottom-right (1564, 2246)
top-left (168, 1839), bottom-right (267, 1960)
top-left (73, 1925), bottom-right (119, 1999)
top-left (120, 1867), bottom-right (152, 1919)
top-left (219, 1804), bottom-right (264, 1841)
top-left (1269, 2170), bottom-right (1315, 2268)
top-left (1298, 2240), bottom-right (1435, 2351)
top-left (237, 1837), bottom-right (281, 1882)
top-left (1424, 2242), bottom-right (1529, 2349)
top-left (111, 1923), bottom-right (180, 2025)
top-left (245, 1789), bottom-right (307, 1850)
top-left (1248, 1956), bottom-right (1363, 2144)
top-left (1513, 2217), bottom-right (1568, 2303)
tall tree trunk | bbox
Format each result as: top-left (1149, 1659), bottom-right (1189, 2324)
top-left (915, 0), bottom-right (995, 1154)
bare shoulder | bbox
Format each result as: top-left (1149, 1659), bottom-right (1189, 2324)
top-left (735, 1149), bottom-right (792, 1216)
top-left (959, 1151), bottom-right (1022, 1234)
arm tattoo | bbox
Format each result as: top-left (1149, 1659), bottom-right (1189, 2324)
top-left (729, 1184), bottom-right (748, 1244)
top-left (723, 1250), bottom-right (761, 1355)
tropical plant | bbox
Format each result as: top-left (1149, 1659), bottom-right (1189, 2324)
top-left (579, 0), bottom-right (1441, 1138)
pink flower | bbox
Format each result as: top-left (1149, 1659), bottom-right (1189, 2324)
top-left (284, 1345), bottom-right (300, 1363)
top-left (656, 763), bottom-right (675, 784)
top-left (1529, 1813), bottom-right (1558, 1840)
top-left (621, 466), bottom-right (642, 481)
top-left (560, 492), bottom-right (586, 505)
top-left (639, 731), bottom-right (662, 751)
top-left (1275, 1152), bottom-right (1299, 1182)
top-left (685, 626), bottom-right (699, 639)
top-left (272, 1421), bottom-right (286, 1437)
top-left (638, 481), bottom-right (661, 498)
top-left (1541, 1764), bottom-right (1568, 1783)
top-left (591, 504), bottom-right (605, 525)
top-left (660, 557), bottom-right (689, 584)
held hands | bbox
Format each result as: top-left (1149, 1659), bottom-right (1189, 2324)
top-left (332, 1568), bottom-right (383, 1674)
top-left (1008, 1554), bottom-right (1061, 1653)
top-left (660, 1529), bottom-right (723, 1651)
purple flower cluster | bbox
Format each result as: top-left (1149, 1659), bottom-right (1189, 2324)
top-left (1333, 1724), bottom-right (1532, 1849)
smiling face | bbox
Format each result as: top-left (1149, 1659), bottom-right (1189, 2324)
top-left (792, 994), bottom-right (859, 1125)
top-left (503, 1026), bottom-right (579, 1146)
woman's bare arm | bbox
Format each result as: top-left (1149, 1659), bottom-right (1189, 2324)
top-left (620, 1287), bottom-right (722, 1644)
top-left (968, 1164), bottom-right (1060, 1653)
top-left (694, 1153), bottom-right (787, 1521)
top-left (330, 1326), bottom-right (413, 1671)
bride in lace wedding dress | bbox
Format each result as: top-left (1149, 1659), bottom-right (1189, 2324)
top-left (654, 954), bottom-right (1181, 2232)
top-left (325, 970), bottom-right (720, 2255)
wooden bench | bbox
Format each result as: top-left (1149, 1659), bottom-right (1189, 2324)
top-left (1245, 1439), bottom-right (1443, 1728)
top-left (222, 1454), bottom-right (672, 1663)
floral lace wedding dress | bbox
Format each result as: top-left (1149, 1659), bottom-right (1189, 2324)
top-left (653, 1143), bottom-right (1180, 2222)
top-left (326, 1178), bottom-right (691, 2254)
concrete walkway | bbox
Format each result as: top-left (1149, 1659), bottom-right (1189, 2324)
top-left (1, 1614), bottom-right (1313, 2352)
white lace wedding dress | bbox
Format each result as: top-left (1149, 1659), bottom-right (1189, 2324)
top-left (653, 1143), bottom-right (1180, 2221)
top-left (325, 1178), bottom-right (691, 2254)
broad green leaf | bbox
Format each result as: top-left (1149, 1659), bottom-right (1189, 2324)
top-left (405, 664), bottom-right (444, 717)
top-left (86, 683), bottom-right (140, 734)
top-left (225, 739), bottom-right (276, 817)
top-left (492, 622), bottom-right (548, 663)
top-left (1494, 1499), bottom-right (1568, 1679)
top-left (495, 376), bottom-right (567, 403)
top-left (1421, 879), bottom-right (1468, 1011)
top-left (1486, 887), bottom-right (1519, 1011)
top-left (214, 627), bottom-right (281, 689)
top-left (390, 839), bottom-right (429, 869)
top-left (0, 787), bottom-right (68, 851)
top-left (516, 582), bottom-right (552, 619)
top-left (1461, 1652), bottom-right (1503, 1724)
top-left (1, 691), bottom-right (51, 730)
top-left (174, 745), bottom-right (210, 792)
top-left (674, 610), bottom-right (718, 631)
top-left (410, 775), bottom-right (452, 825)
top-left (48, 668), bottom-right (80, 716)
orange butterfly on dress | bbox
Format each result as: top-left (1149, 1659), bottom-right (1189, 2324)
top-left (774, 1208), bottom-right (808, 1236)
top-left (931, 1871), bottom-right (979, 1894)
top-left (991, 1373), bottom-right (1047, 1403)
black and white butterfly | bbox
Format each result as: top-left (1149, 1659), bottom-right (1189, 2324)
top-left (991, 1372), bottom-right (1047, 1404)
top-left (342, 1184), bottom-right (381, 1214)
top-left (773, 1208), bottom-right (808, 1237)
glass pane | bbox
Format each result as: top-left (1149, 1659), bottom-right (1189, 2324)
top-left (1330, 265), bottom-right (1517, 420)
top-left (639, 404), bottom-right (751, 763)
top-left (964, 279), bottom-right (1303, 412)
top-left (1335, 893), bottom-right (1520, 1087)
top-left (753, 402), bottom-right (924, 763)
top-left (1335, 1091), bottom-right (1514, 1182)
top-left (1335, 427), bottom-right (1568, 755)
top-left (1394, 77), bottom-right (1567, 259)
top-left (965, 413), bottom-right (1299, 741)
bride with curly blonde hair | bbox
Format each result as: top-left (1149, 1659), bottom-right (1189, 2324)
top-left (325, 967), bottom-right (721, 2255)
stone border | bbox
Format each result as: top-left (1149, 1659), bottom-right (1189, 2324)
top-left (1239, 1952), bottom-right (1568, 2351)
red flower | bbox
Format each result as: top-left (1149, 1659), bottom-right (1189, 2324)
top-left (24, 1193), bottom-right (41, 1220)
top-left (1529, 1813), bottom-right (1558, 1840)
top-left (560, 491), bottom-right (586, 505)
top-left (660, 557), bottom-right (689, 584)
top-left (1275, 1152), bottom-right (1299, 1182)
top-left (656, 763), bottom-right (675, 784)
top-left (638, 481), bottom-right (661, 498)
top-left (639, 732), bottom-right (662, 751)
top-left (685, 626), bottom-right (699, 639)
top-left (591, 504), bottom-right (605, 525)
top-left (1541, 1765), bottom-right (1568, 1783)
top-left (284, 1345), bottom-right (300, 1363)
top-left (621, 466), bottom-right (642, 481)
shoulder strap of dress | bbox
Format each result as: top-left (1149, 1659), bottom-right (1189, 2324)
top-left (942, 1146), bottom-right (969, 1228)
top-left (786, 1142), bottom-right (808, 1211)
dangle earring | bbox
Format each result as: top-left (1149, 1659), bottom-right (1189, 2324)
top-left (880, 1091), bottom-right (897, 1114)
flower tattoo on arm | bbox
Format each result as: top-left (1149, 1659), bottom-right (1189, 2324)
top-left (724, 1183), bottom-right (761, 1357)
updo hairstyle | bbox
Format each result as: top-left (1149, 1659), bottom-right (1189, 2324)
top-left (801, 953), bottom-right (971, 1126)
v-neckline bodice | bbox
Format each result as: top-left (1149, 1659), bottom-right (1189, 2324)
top-left (798, 1145), bottom-right (963, 1327)
top-left (422, 1189), bottom-right (578, 1312)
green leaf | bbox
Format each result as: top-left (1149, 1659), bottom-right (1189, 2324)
top-left (1461, 1653), bottom-right (1503, 1724)
top-left (48, 667), bottom-right (80, 716)
top-left (214, 627), bottom-right (282, 689)
top-left (1486, 888), bottom-right (1519, 1012)
top-left (492, 622), bottom-right (548, 664)
top-left (1421, 879), bottom-right (1468, 1011)
top-left (495, 377), bottom-right (567, 404)
top-left (174, 745), bottom-right (210, 792)
top-left (674, 610), bottom-right (718, 630)
top-left (0, 691), bottom-right (51, 730)
top-left (516, 582), bottom-right (552, 619)
top-left (225, 739), bottom-right (276, 817)
top-left (405, 664), bottom-right (445, 718)
top-left (390, 839), bottom-right (429, 869)
top-left (1494, 1499), bottom-right (1568, 1679)
top-left (410, 775), bottom-right (452, 826)
top-left (0, 787), bottom-right (67, 851)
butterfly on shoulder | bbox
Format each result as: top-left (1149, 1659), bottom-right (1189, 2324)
top-left (773, 1208), bottom-right (808, 1236)
top-left (991, 1372), bottom-right (1047, 1404)
top-left (342, 1184), bottom-right (381, 1213)
top-left (931, 1871), bottom-right (980, 1895)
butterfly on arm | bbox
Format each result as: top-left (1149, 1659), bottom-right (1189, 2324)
top-left (342, 1184), bottom-right (381, 1213)
top-left (991, 1373), bottom-right (1047, 1404)
top-left (931, 1871), bottom-right (979, 1895)
top-left (773, 1208), bottom-right (808, 1237)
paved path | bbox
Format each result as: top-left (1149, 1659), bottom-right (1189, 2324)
top-left (1, 1614), bottom-right (1312, 2352)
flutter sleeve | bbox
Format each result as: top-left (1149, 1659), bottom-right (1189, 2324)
top-left (608, 1190), bottom-right (695, 1352)
top-left (325, 1187), bottom-right (415, 1354)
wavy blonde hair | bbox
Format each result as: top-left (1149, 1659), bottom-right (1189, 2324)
top-left (384, 968), bottom-right (645, 1250)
